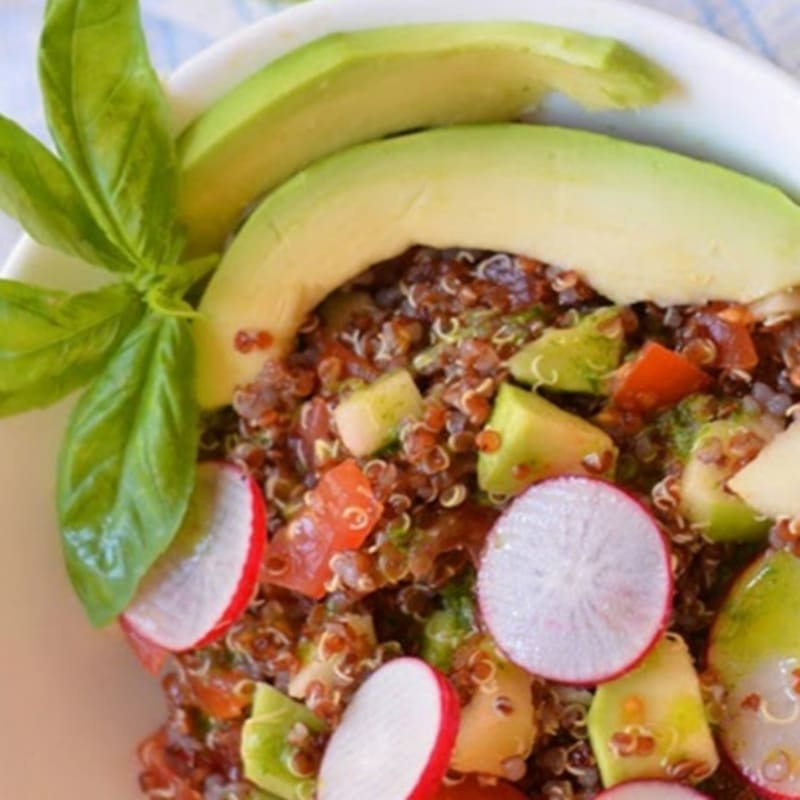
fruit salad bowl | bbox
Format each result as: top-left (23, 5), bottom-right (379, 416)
top-left (3, 0), bottom-right (800, 799)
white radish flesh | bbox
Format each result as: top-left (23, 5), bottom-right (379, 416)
top-left (122, 461), bottom-right (266, 651)
top-left (719, 657), bottom-right (800, 799)
top-left (318, 658), bottom-right (459, 800)
top-left (708, 550), bottom-right (800, 799)
top-left (596, 780), bottom-right (710, 799)
top-left (478, 476), bottom-right (672, 685)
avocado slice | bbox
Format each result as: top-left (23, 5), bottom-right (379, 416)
top-left (179, 23), bottom-right (668, 255)
top-left (241, 682), bottom-right (327, 800)
top-left (333, 368), bottom-right (424, 457)
top-left (588, 634), bottom-right (719, 788)
top-left (509, 306), bottom-right (624, 394)
top-left (680, 417), bottom-right (779, 542)
top-left (194, 125), bottom-right (800, 409)
top-left (477, 383), bottom-right (617, 495)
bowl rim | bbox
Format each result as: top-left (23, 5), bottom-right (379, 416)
top-left (166, 0), bottom-right (800, 136)
top-left (6, 0), bottom-right (800, 278)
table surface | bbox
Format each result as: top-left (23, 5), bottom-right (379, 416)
top-left (1, 0), bottom-right (799, 260)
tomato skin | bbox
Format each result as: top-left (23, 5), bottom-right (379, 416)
top-left (265, 460), bottom-right (384, 599)
top-left (695, 311), bottom-right (758, 371)
top-left (612, 342), bottom-right (711, 414)
top-left (312, 459), bottom-right (384, 549)
top-left (433, 776), bottom-right (528, 799)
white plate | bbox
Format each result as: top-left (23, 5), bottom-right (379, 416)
top-left (3, 1), bottom-right (800, 797)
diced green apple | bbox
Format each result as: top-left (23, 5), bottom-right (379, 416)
top-left (728, 421), bottom-right (799, 519)
top-left (680, 417), bottom-right (779, 542)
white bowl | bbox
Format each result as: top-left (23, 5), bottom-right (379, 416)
top-left (3, 1), bottom-right (799, 797)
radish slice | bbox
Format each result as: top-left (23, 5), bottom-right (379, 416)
top-left (318, 658), bottom-right (459, 800)
top-left (707, 550), bottom-right (800, 799)
top-left (596, 781), bottom-right (710, 799)
top-left (478, 476), bottom-right (672, 685)
top-left (122, 461), bottom-right (266, 651)
top-left (119, 615), bottom-right (169, 676)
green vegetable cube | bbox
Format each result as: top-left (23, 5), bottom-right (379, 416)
top-left (241, 682), bottom-right (327, 800)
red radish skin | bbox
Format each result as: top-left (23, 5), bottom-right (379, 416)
top-left (478, 476), bottom-right (672, 686)
top-left (192, 475), bottom-right (266, 650)
top-left (318, 658), bottom-right (460, 800)
top-left (714, 660), bottom-right (800, 800)
top-left (123, 462), bottom-right (266, 652)
top-left (596, 780), bottom-right (710, 799)
top-left (119, 616), bottom-right (169, 676)
top-left (707, 551), bottom-right (800, 800)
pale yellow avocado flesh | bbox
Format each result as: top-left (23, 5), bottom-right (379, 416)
top-left (178, 22), bottom-right (668, 255)
top-left (195, 124), bottom-right (800, 409)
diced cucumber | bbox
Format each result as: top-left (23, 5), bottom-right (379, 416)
top-left (421, 576), bottom-right (477, 672)
top-left (509, 307), bottom-right (624, 394)
top-left (680, 417), bottom-right (779, 542)
top-left (288, 613), bottom-right (376, 699)
top-left (241, 682), bottom-right (327, 800)
top-left (478, 383), bottom-right (617, 495)
top-left (333, 368), bottom-right (423, 457)
top-left (587, 634), bottom-right (718, 788)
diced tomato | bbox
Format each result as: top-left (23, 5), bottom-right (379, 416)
top-left (433, 776), bottom-right (528, 800)
top-left (612, 341), bottom-right (711, 414)
top-left (695, 311), bottom-right (758, 371)
top-left (265, 460), bottom-right (384, 599)
top-left (120, 616), bottom-right (169, 676)
top-left (188, 668), bottom-right (251, 720)
top-left (137, 729), bottom-right (202, 800)
top-left (312, 460), bottom-right (384, 549)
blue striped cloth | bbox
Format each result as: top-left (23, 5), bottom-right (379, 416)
top-left (1, 0), bottom-right (799, 259)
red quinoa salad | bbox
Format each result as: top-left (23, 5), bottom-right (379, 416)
top-left (134, 246), bottom-right (800, 800)
top-left (5, 4), bottom-right (800, 800)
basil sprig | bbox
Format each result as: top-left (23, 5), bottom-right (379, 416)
top-left (0, 0), bottom-right (214, 624)
top-left (0, 117), bottom-right (131, 270)
top-left (0, 281), bottom-right (143, 416)
top-left (58, 315), bottom-right (197, 626)
top-left (39, 0), bottom-right (183, 271)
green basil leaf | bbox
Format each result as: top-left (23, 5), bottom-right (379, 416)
top-left (0, 280), bottom-right (143, 416)
top-left (39, 0), bottom-right (182, 271)
top-left (0, 116), bottom-right (131, 270)
top-left (57, 314), bottom-right (198, 626)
